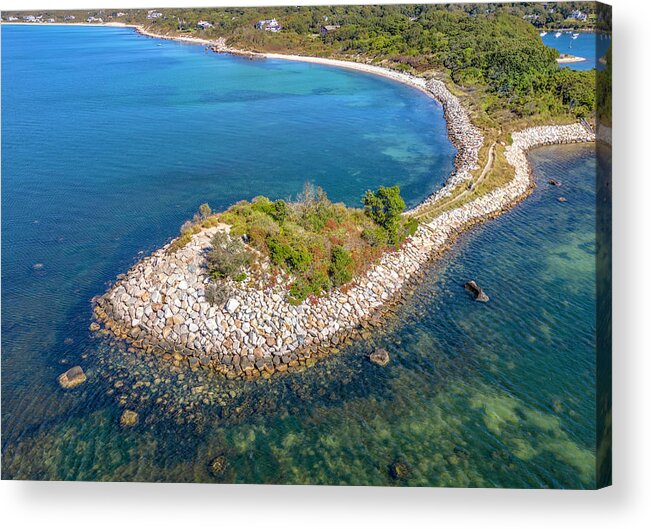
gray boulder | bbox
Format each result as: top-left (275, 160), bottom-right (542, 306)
top-left (464, 280), bottom-right (489, 302)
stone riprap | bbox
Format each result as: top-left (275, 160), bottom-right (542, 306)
top-left (94, 68), bottom-right (594, 379)
top-left (406, 79), bottom-right (484, 214)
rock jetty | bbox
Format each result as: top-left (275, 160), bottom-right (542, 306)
top-left (94, 65), bottom-right (594, 379)
top-left (407, 79), bottom-right (484, 214)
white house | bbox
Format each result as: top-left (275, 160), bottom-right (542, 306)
top-left (255, 19), bottom-right (282, 32)
top-left (570, 10), bottom-right (588, 21)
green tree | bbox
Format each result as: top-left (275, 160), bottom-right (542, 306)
top-left (362, 185), bottom-right (406, 243)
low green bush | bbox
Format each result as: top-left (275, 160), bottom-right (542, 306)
top-left (361, 226), bottom-right (388, 247)
top-left (330, 245), bottom-right (354, 287)
top-left (167, 231), bottom-right (193, 253)
top-left (267, 233), bottom-right (312, 272)
top-left (288, 270), bottom-right (331, 304)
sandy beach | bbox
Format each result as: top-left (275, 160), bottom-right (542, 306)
top-left (557, 54), bottom-right (587, 64)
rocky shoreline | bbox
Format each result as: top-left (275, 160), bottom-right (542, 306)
top-left (92, 30), bottom-right (596, 379)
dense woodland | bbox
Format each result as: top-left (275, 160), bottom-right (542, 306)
top-left (4, 3), bottom-right (609, 123)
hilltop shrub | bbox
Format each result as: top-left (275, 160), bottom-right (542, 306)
top-left (288, 270), bottom-right (331, 304)
top-left (270, 199), bottom-right (289, 223)
top-left (296, 183), bottom-right (345, 232)
top-left (267, 234), bottom-right (312, 272)
top-left (201, 216), bottom-right (220, 228)
top-left (330, 245), bottom-right (354, 287)
top-left (206, 232), bottom-right (251, 279)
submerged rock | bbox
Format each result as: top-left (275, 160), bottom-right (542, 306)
top-left (120, 409), bottom-right (139, 427)
top-left (58, 365), bottom-right (87, 389)
top-left (548, 179), bottom-right (561, 186)
top-left (369, 348), bottom-right (390, 366)
top-left (464, 280), bottom-right (489, 302)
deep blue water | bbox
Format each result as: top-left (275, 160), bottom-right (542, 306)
top-left (541, 30), bottom-right (611, 70)
top-left (2, 25), bottom-right (598, 487)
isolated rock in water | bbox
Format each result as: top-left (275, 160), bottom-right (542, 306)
top-left (464, 280), bottom-right (489, 302)
top-left (548, 179), bottom-right (561, 186)
top-left (558, 196), bottom-right (567, 202)
top-left (58, 365), bottom-right (87, 389)
top-left (369, 348), bottom-right (390, 366)
top-left (225, 298), bottom-right (240, 314)
top-left (120, 409), bottom-right (139, 427)
top-left (210, 455), bottom-right (228, 476)
top-left (89, 322), bottom-right (100, 332)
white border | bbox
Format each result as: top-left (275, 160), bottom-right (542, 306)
top-left (2, 1), bottom-right (650, 528)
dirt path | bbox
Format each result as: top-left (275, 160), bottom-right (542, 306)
top-left (412, 140), bottom-right (497, 224)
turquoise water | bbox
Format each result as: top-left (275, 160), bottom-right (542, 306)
top-left (2, 25), bottom-right (598, 487)
top-left (541, 30), bottom-right (610, 70)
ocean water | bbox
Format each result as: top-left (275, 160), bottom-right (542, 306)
top-left (2, 25), bottom-right (598, 487)
top-left (541, 30), bottom-right (611, 70)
